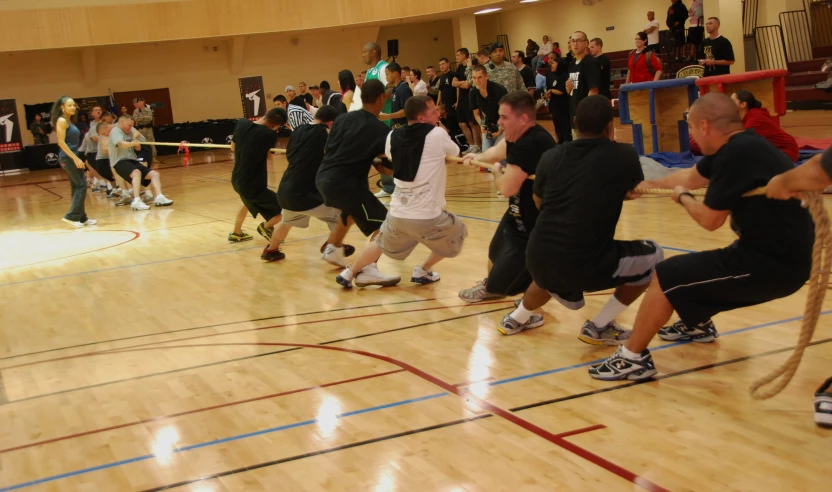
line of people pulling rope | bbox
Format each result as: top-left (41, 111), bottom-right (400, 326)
top-left (145, 81), bottom-right (832, 425)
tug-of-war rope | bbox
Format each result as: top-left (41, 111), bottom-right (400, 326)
top-left (144, 140), bottom-right (830, 399)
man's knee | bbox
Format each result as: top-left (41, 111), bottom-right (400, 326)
top-left (147, 170), bottom-right (159, 179)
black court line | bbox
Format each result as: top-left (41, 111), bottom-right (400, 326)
top-left (0, 297), bottom-right (451, 362)
top-left (0, 306), bottom-right (507, 406)
top-left (140, 338), bottom-right (832, 491)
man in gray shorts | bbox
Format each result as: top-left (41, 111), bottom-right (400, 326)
top-left (266, 106), bottom-right (355, 264)
top-left (336, 95), bottom-right (466, 288)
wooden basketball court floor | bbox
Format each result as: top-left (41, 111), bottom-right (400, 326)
top-left (1, 126), bottom-right (831, 491)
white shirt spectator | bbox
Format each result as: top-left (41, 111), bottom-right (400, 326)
top-left (287, 104), bottom-right (314, 129)
top-left (412, 79), bottom-right (428, 95)
top-left (537, 41), bottom-right (553, 57)
top-left (645, 19), bottom-right (661, 45)
top-left (384, 126), bottom-right (458, 220)
top-left (689, 0), bottom-right (704, 27)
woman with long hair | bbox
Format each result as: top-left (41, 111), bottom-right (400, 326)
top-left (52, 96), bottom-right (96, 227)
top-left (338, 69), bottom-right (357, 112)
top-left (545, 56), bottom-right (571, 144)
top-left (732, 90), bottom-right (799, 161)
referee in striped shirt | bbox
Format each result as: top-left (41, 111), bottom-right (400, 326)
top-left (273, 95), bottom-right (314, 130)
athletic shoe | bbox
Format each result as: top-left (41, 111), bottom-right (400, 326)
top-left (131, 198), bottom-right (150, 211)
top-left (154, 194), bottom-right (174, 207)
top-left (320, 241), bottom-right (355, 256)
top-left (92, 184), bottom-right (107, 193)
top-left (336, 267), bottom-right (354, 288)
top-left (82, 219), bottom-right (98, 226)
top-left (144, 190), bottom-right (154, 201)
top-left (498, 313), bottom-right (544, 336)
top-left (458, 278), bottom-right (506, 303)
top-left (411, 266), bottom-right (440, 284)
top-left (61, 218), bottom-right (84, 228)
top-left (374, 190), bottom-right (391, 198)
top-left (228, 231), bottom-right (253, 243)
top-left (142, 194), bottom-right (154, 204)
top-left (257, 222), bottom-right (273, 241)
top-left (322, 245), bottom-right (348, 267)
top-left (658, 319), bottom-right (719, 343)
top-left (461, 145), bottom-right (481, 156)
top-left (261, 245), bottom-right (285, 262)
top-left (578, 320), bottom-right (631, 346)
top-left (354, 263), bottom-right (401, 287)
top-left (116, 195), bottom-right (133, 206)
top-left (815, 377), bottom-right (832, 428)
top-left (588, 346), bottom-right (657, 381)
top-left (107, 188), bottom-right (121, 199)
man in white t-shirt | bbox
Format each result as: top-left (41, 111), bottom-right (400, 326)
top-left (335, 95), bottom-right (467, 288)
top-left (644, 10), bottom-right (661, 52)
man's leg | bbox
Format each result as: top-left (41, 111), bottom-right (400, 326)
top-left (148, 170), bottom-right (162, 196)
top-left (622, 275), bottom-right (674, 353)
top-left (459, 121), bottom-right (474, 150)
top-left (499, 280), bottom-right (552, 334)
top-left (267, 222), bottom-right (292, 253)
top-left (233, 205), bottom-right (248, 235)
top-left (130, 170), bottom-right (143, 199)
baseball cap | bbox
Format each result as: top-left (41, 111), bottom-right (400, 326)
top-left (285, 85), bottom-right (295, 92)
top-left (488, 41), bottom-right (504, 53)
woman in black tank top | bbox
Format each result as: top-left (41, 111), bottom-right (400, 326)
top-left (52, 95), bottom-right (96, 227)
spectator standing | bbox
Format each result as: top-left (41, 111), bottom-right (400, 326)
top-left (409, 69), bottom-right (428, 95)
top-left (699, 17), bottom-right (735, 77)
top-left (545, 56), bottom-right (571, 144)
top-left (644, 10), bottom-right (661, 53)
top-left (286, 86), bottom-right (307, 109)
top-left (470, 65), bottom-right (508, 152)
top-left (512, 50), bottom-right (537, 95)
top-left (426, 65), bottom-right (441, 103)
top-left (667, 0), bottom-right (689, 60)
top-left (589, 38), bottom-right (612, 99)
top-left (453, 48), bottom-right (480, 154)
top-left (132, 97), bottom-right (157, 162)
top-left (625, 32), bottom-right (663, 84)
top-left (31, 113), bottom-right (48, 145)
top-left (485, 42), bottom-right (525, 93)
top-left (297, 82), bottom-right (315, 107)
top-left (566, 31), bottom-right (601, 139)
top-left (338, 69), bottom-right (355, 112)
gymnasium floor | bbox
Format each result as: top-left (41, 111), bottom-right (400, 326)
top-left (1, 118), bottom-right (831, 491)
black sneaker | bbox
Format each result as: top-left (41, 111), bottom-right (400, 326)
top-left (658, 319), bottom-right (719, 343)
top-left (589, 346), bottom-right (657, 381)
top-left (815, 377), bottom-right (832, 428)
top-left (257, 222), bottom-right (273, 241)
top-left (261, 246), bottom-right (285, 262)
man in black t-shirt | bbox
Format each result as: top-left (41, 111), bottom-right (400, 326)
top-left (297, 82), bottom-right (315, 107)
top-left (229, 108), bottom-right (285, 252)
top-left (589, 93), bottom-right (814, 382)
top-left (511, 50), bottom-right (537, 95)
top-left (436, 57), bottom-right (457, 117)
top-left (500, 96), bottom-right (664, 337)
top-left (667, 0), bottom-right (689, 47)
top-left (453, 48), bottom-right (480, 154)
top-left (698, 17), bottom-right (735, 77)
top-left (261, 106), bottom-right (355, 264)
top-left (567, 31), bottom-right (601, 138)
top-left (315, 79), bottom-right (400, 286)
top-left (589, 38), bottom-right (612, 99)
top-left (470, 65), bottom-right (509, 151)
top-left (459, 91), bottom-right (556, 303)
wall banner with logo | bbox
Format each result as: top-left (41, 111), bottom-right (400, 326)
top-left (238, 76), bottom-right (266, 121)
top-left (0, 98), bottom-right (25, 172)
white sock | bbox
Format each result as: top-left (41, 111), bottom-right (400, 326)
top-left (340, 267), bottom-right (354, 281)
top-left (620, 346), bottom-right (641, 360)
top-left (592, 296), bottom-right (628, 328)
top-left (92, 178), bottom-right (99, 186)
top-left (510, 302), bottom-right (534, 324)
top-left (106, 182), bottom-right (113, 191)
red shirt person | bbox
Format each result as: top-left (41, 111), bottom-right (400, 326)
top-left (625, 32), bottom-right (663, 84)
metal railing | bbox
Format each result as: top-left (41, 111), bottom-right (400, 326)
top-left (743, 0), bottom-right (759, 38)
top-left (497, 34), bottom-right (510, 56)
top-left (754, 25), bottom-right (788, 70)
top-left (779, 10), bottom-right (814, 62)
top-left (806, 0), bottom-right (832, 47)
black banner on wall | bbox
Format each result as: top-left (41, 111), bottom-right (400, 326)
top-left (239, 76), bottom-right (266, 121)
top-left (0, 98), bottom-right (25, 172)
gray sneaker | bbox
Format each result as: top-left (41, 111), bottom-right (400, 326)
top-left (458, 279), bottom-right (506, 303)
top-left (589, 346), bottom-right (657, 381)
top-left (658, 319), bottom-right (719, 343)
top-left (578, 320), bottom-right (631, 346)
top-left (498, 313), bottom-right (544, 336)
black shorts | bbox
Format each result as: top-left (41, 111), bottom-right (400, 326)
top-left (456, 99), bottom-right (473, 123)
top-left (114, 159), bottom-right (152, 187)
top-left (236, 186), bottom-right (282, 222)
top-left (687, 26), bottom-right (704, 45)
top-left (94, 159), bottom-right (115, 182)
top-left (656, 244), bottom-right (810, 326)
top-left (136, 145), bottom-right (153, 169)
top-left (486, 213), bottom-right (533, 296)
top-left (672, 28), bottom-right (686, 46)
top-left (319, 182), bottom-right (388, 237)
top-left (529, 239), bottom-right (664, 310)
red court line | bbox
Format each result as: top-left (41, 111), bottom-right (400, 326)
top-left (0, 368), bottom-right (406, 455)
top-left (0, 230), bottom-right (141, 272)
top-left (1, 300), bottom-right (514, 371)
top-left (46, 341), bottom-right (668, 491)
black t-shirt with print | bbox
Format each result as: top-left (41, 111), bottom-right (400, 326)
top-left (696, 130), bottom-right (813, 267)
top-left (231, 118), bottom-right (278, 194)
top-left (700, 36), bottom-right (735, 77)
top-left (503, 124), bottom-right (557, 236)
top-left (438, 71), bottom-right (457, 110)
top-left (568, 55), bottom-right (601, 128)
top-left (279, 123), bottom-right (329, 212)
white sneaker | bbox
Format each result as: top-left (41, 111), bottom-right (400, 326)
top-left (336, 267), bottom-right (354, 288)
top-left (83, 219), bottom-right (98, 226)
top-left (374, 190), bottom-right (391, 198)
top-left (131, 198), bottom-right (150, 211)
top-left (61, 218), bottom-right (84, 228)
top-left (411, 266), bottom-right (440, 284)
top-left (322, 245), bottom-right (348, 267)
top-left (144, 190), bottom-right (154, 200)
top-left (461, 145), bottom-right (480, 156)
top-left (154, 194), bottom-right (174, 207)
top-left (354, 263), bottom-right (401, 287)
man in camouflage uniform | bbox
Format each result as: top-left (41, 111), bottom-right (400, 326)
top-left (483, 41), bottom-right (525, 93)
top-left (132, 97), bottom-right (157, 162)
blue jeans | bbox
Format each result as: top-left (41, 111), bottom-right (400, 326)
top-left (60, 157), bottom-right (88, 222)
top-left (481, 133), bottom-right (504, 152)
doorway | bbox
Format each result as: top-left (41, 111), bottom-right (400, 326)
top-left (113, 88), bottom-right (174, 125)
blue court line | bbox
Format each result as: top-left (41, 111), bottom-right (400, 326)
top-left (0, 393), bottom-right (446, 492)
top-left (454, 213), bottom-right (697, 254)
top-left (0, 235), bottom-right (329, 289)
top-left (3, 309), bottom-right (828, 491)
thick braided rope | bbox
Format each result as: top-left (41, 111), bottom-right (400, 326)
top-left (750, 191), bottom-right (830, 399)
